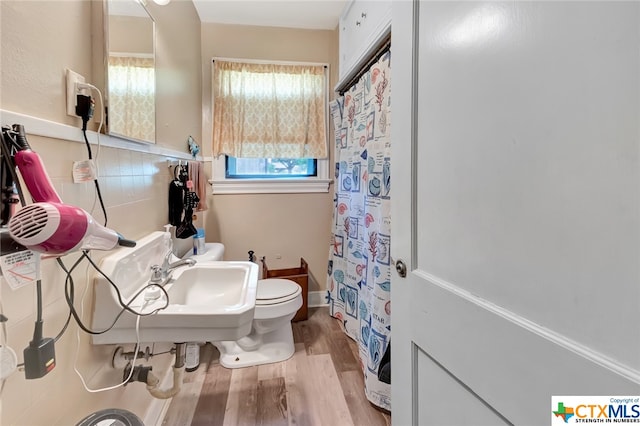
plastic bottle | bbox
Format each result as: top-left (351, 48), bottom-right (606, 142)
top-left (193, 228), bottom-right (205, 255)
top-left (185, 342), bottom-right (200, 372)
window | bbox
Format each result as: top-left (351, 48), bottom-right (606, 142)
top-left (226, 157), bottom-right (317, 179)
top-left (210, 58), bottom-right (331, 194)
top-left (108, 55), bottom-right (155, 141)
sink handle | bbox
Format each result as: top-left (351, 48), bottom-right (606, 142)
top-left (150, 265), bottom-right (163, 284)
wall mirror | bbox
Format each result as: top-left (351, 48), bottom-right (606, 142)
top-left (105, 0), bottom-right (156, 143)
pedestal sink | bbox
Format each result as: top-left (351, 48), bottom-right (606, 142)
top-left (91, 231), bottom-right (258, 344)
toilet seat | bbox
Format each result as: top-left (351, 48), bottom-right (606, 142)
top-left (256, 279), bottom-right (301, 306)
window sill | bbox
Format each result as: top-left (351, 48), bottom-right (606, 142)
top-left (209, 178), bottom-right (332, 194)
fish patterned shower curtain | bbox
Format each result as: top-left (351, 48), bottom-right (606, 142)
top-left (327, 49), bottom-right (391, 411)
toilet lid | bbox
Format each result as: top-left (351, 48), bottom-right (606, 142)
top-left (256, 279), bottom-right (301, 305)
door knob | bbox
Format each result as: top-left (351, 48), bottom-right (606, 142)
top-left (395, 259), bottom-right (407, 278)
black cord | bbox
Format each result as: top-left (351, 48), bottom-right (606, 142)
top-left (58, 255), bottom-right (125, 335)
top-left (54, 306), bottom-right (72, 343)
top-left (82, 252), bottom-right (170, 316)
top-left (35, 280), bottom-right (43, 323)
top-left (56, 252), bottom-right (170, 336)
top-left (81, 129), bottom-right (108, 226)
top-left (53, 254), bottom-right (85, 342)
top-left (30, 280), bottom-right (44, 344)
top-left (56, 255), bottom-right (121, 336)
top-left (81, 126), bottom-right (93, 159)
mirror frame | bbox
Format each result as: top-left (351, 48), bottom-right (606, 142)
top-left (103, 0), bottom-right (156, 144)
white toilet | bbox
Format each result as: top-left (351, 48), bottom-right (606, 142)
top-left (184, 243), bottom-right (303, 368)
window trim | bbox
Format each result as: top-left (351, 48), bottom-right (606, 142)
top-left (209, 57), bottom-right (332, 194)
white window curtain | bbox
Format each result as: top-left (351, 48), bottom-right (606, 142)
top-left (108, 55), bottom-right (155, 142)
top-left (212, 60), bottom-right (327, 159)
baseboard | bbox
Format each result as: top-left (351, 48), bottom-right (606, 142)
top-left (144, 399), bottom-right (170, 426)
top-left (308, 290), bottom-right (328, 308)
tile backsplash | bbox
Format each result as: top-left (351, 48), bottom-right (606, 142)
top-left (1, 133), bottom-right (189, 425)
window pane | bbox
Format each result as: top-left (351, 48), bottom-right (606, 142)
top-left (235, 158), bottom-right (267, 174)
top-left (227, 157), bottom-right (317, 178)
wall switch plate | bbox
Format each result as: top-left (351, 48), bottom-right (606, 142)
top-left (66, 69), bottom-right (86, 117)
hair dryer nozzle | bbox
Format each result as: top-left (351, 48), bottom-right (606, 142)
top-left (117, 236), bottom-right (137, 248)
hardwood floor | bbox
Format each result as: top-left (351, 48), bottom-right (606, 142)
top-left (162, 307), bottom-right (391, 426)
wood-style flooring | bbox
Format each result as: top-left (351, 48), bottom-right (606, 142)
top-left (162, 307), bottom-right (391, 426)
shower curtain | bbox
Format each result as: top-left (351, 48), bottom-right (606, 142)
top-left (327, 49), bottom-right (391, 411)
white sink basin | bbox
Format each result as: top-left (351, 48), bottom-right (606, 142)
top-left (166, 263), bottom-right (251, 307)
top-left (91, 232), bottom-right (258, 344)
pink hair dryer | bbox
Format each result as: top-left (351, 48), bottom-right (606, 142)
top-left (7, 125), bottom-right (135, 255)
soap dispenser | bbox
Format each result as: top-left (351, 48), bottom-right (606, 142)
top-left (162, 225), bottom-right (174, 254)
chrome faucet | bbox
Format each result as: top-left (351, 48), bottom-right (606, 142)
top-left (149, 252), bottom-right (197, 286)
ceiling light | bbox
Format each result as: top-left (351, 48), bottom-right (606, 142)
top-left (152, 0), bottom-right (171, 5)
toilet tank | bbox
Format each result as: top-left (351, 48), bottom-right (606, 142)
top-left (182, 242), bottom-right (225, 262)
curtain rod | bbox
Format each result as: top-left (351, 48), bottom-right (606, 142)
top-left (212, 57), bottom-right (328, 68)
top-left (338, 35), bottom-right (391, 95)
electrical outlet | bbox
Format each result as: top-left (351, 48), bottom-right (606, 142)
top-left (65, 69), bottom-right (86, 117)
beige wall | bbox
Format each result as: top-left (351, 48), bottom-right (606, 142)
top-left (0, 0), bottom-right (201, 424)
top-left (1, 1), bottom-right (92, 128)
top-left (109, 15), bottom-right (154, 54)
top-left (201, 23), bottom-right (338, 293)
top-left (152, 0), bottom-right (202, 148)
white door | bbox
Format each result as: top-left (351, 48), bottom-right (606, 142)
top-left (391, 2), bottom-right (640, 425)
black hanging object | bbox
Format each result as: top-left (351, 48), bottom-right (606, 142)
top-left (377, 341), bottom-right (391, 384)
top-left (168, 165), bottom-right (184, 227)
top-left (175, 164), bottom-right (197, 239)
